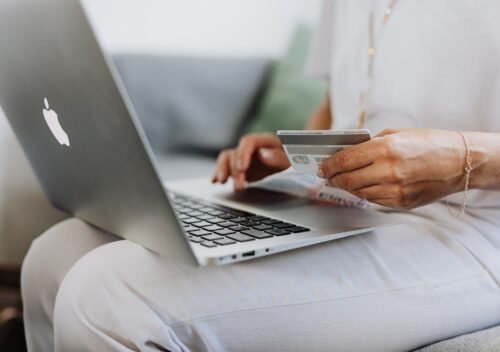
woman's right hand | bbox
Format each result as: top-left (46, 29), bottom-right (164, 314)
top-left (212, 133), bottom-right (290, 192)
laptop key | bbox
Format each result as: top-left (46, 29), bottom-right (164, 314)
top-left (240, 220), bottom-right (260, 227)
top-left (242, 229), bottom-right (273, 239)
top-left (193, 221), bottom-right (212, 228)
top-left (227, 233), bottom-right (255, 242)
top-left (214, 238), bottom-right (237, 246)
top-left (229, 225), bottom-right (250, 232)
top-left (182, 218), bottom-right (199, 224)
top-left (183, 225), bottom-right (198, 233)
top-left (200, 207), bottom-right (216, 213)
top-left (260, 219), bottom-right (282, 225)
top-left (204, 225), bottom-right (223, 232)
top-left (201, 241), bottom-right (218, 248)
top-left (273, 222), bottom-right (296, 229)
top-left (253, 224), bottom-right (272, 231)
top-left (229, 217), bottom-right (247, 223)
top-left (187, 211), bottom-right (204, 217)
top-left (266, 229), bottom-right (290, 236)
top-left (189, 236), bottom-right (204, 244)
top-left (208, 210), bottom-right (225, 216)
top-left (218, 213), bottom-right (234, 220)
top-left (246, 215), bottom-right (267, 221)
top-left (196, 214), bottom-right (214, 221)
top-left (215, 229), bottom-right (235, 236)
top-left (202, 234), bottom-right (224, 241)
top-left (207, 218), bottom-right (225, 224)
top-left (218, 221), bottom-right (236, 228)
top-left (288, 226), bottom-right (311, 233)
top-left (190, 229), bottom-right (211, 237)
top-left (225, 209), bottom-right (250, 217)
top-left (178, 214), bottom-right (189, 220)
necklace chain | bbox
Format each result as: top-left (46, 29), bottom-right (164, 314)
top-left (356, 2), bottom-right (472, 218)
top-left (356, 0), bottom-right (400, 129)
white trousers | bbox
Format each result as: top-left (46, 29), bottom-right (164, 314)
top-left (21, 203), bottom-right (500, 352)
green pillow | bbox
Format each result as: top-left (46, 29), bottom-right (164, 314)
top-left (246, 25), bottom-right (328, 134)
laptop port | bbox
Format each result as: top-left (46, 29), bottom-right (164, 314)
top-left (242, 251), bottom-right (255, 258)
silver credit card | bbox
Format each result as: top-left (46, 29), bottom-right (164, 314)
top-left (278, 129), bottom-right (372, 175)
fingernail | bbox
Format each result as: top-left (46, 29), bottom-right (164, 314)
top-left (317, 168), bottom-right (325, 178)
top-left (260, 149), bottom-right (272, 160)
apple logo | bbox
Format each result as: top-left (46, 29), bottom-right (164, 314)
top-left (42, 98), bottom-right (70, 147)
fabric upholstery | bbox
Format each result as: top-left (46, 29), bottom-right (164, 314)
top-left (245, 25), bottom-right (328, 134)
top-left (114, 55), bottom-right (271, 152)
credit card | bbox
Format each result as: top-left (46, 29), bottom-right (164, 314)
top-left (277, 129), bottom-right (372, 175)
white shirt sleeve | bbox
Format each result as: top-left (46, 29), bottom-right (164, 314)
top-left (306, 0), bottom-right (334, 79)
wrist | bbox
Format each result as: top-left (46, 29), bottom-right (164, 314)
top-left (464, 132), bottom-right (492, 189)
top-left (447, 131), bottom-right (469, 194)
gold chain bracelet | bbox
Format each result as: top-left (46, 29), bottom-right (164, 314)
top-left (446, 132), bottom-right (474, 218)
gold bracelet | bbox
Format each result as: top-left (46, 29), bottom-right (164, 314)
top-left (446, 132), bottom-right (474, 218)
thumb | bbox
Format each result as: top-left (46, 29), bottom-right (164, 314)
top-left (376, 128), bottom-right (401, 138)
top-left (258, 148), bottom-right (290, 170)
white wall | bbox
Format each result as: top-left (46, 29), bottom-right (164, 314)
top-left (83, 0), bottom-right (322, 58)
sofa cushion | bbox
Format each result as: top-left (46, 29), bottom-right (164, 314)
top-left (155, 152), bottom-right (216, 182)
top-left (114, 55), bottom-right (270, 153)
top-left (245, 25), bottom-right (328, 134)
top-left (415, 325), bottom-right (500, 352)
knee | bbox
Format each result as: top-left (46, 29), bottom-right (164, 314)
top-left (21, 219), bottom-right (84, 316)
top-left (53, 241), bottom-right (172, 351)
top-left (22, 218), bottom-right (119, 319)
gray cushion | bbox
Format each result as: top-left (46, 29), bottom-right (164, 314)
top-left (113, 55), bottom-right (270, 152)
top-left (414, 325), bottom-right (500, 352)
top-left (155, 152), bottom-right (216, 182)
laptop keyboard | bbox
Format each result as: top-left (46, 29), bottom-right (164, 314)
top-left (171, 194), bottom-right (310, 248)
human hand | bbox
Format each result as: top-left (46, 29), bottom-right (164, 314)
top-left (318, 129), bottom-right (468, 210)
top-left (212, 133), bottom-right (291, 192)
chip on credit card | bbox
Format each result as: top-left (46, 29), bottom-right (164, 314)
top-left (277, 129), bottom-right (372, 175)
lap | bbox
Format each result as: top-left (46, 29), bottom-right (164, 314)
top-left (52, 203), bottom-right (500, 351)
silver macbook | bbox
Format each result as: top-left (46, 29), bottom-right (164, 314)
top-left (0, 0), bottom-right (401, 266)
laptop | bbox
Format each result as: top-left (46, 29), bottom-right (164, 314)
top-left (0, 0), bottom-right (401, 266)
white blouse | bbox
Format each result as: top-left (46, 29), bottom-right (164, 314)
top-left (308, 0), bottom-right (500, 208)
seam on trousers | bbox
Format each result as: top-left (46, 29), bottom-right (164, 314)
top-left (166, 271), bottom-right (489, 329)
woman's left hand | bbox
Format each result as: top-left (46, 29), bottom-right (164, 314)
top-left (318, 129), bottom-right (469, 210)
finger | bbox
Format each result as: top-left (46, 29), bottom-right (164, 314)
top-left (376, 128), bottom-right (401, 138)
top-left (212, 151), bottom-right (231, 184)
top-left (258, 148), bottom-right (290, 170)
top-left (229, 150), bottom-right (245, 191)
top-left (319, 141), bottom-right (378, 179)
top-left (327, 163), bottom-right (389, 191)
top-left (375, 128), bottom-right (401, 138)
top-left (235, 134), bottom-right (282, 173)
